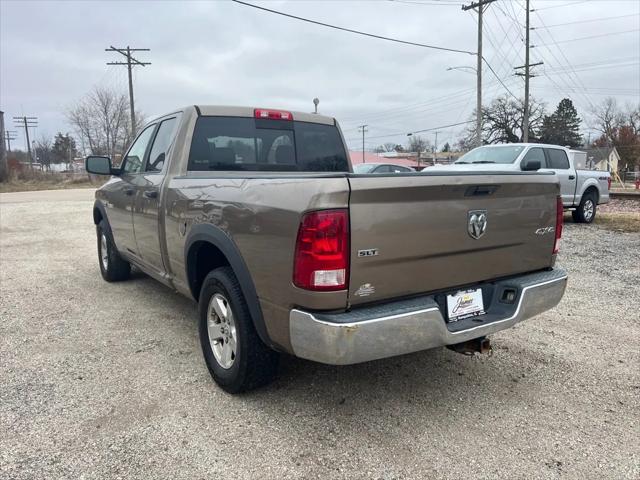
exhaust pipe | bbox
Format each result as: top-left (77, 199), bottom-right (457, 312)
top-left (447, 336), bottom-right (492, 356)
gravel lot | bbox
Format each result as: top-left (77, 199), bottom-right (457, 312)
top-left (1, 189), bottom-right (638, 479)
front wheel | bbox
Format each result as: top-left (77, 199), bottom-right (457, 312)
top-left (572, 193), bottom-right (597, 223)
top-left (198, 267), bottom-right (279, 393)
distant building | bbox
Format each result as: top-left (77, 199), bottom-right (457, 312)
top-left (583, 147), bottom-right (620, 172)
top-left (349, 151), bottom-right (462, 170)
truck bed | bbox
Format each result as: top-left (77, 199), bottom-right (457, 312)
top-left (347, 171), bottom-right (559, 305)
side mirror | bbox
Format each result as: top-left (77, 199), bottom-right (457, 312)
top-left (85, 156), bottom-right (114, 175)
top-left (521, 159), bottom-right (541, 171)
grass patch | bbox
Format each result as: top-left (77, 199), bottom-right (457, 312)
top-left (595, 212), bottom-right (640, 233)
top-left (0, 172), bottom-right (106, 193)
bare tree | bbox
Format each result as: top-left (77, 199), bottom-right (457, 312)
top-left (460, 96), bottom-right (546, 146)
top-left (589, 97), bottom-right (624, 145)
top-left (67, 86), bottom-right (144, 159)
top-left (34, 136), bottom-right (53, 170)
top-left (374, 142), bottom-right (403, 153)
top-left (591, 98), bottom-right (640, 170)
top-left (407, 135), bottom-right (430, 154)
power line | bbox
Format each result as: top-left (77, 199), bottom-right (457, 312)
top-left (231, 0), bottom-right (476, 56)
top-left (534, 13), bottom-right (640, 29)
top-left (534, 29), bottom-right (640, 46)
top-left (533, 1), bottom-right (589, 11)
top-left (482, 57), bottom-right (519, 100)
top-left (531, 8), bottom-right (599, 111)
top-left (388, 0), bottom-right (465, 6)
top-left (355, 120), bottom-right (475, 141)
top-left (105, 45), bottom-right (151, 136)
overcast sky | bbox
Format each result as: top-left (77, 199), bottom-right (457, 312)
top-left (1, 0), bottom-right (639, 152)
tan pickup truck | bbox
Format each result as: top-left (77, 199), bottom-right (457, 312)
top-left (86, 105), bottom-right (568, 393)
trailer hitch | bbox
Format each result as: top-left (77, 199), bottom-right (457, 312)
top-left (447, 336), bottom-right (492, 356)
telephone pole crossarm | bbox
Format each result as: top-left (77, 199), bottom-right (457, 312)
top-left (12, 116), bottom-right (38, 166)
top-left (105, 45), bottom-right (151, 136)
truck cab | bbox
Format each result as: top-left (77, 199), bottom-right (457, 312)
top-left (431, 143), bottom-right (610, 223)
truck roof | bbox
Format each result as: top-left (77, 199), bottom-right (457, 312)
top-left (194, 105), bottom-right (336, 126)
top-left (475, 143), bottom-right (573, 150)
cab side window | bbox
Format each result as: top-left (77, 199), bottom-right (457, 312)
top-left (146, 118), bottom-right (177, 172)
top-left (122, 125), bottom-right (156, 175)
top-left (522, 147), bottom-right (546, 168)
top-left (374, 165), bottom-right (391, 173)
top-left (546, 149), bottom-right (570, 169)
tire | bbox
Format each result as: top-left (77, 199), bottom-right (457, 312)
top-left (573, 192), bottom-right (597, 224)
top-left (97, 220), bottom-right (131, 282)
top-left (198, 267), bottom-right (279, 393)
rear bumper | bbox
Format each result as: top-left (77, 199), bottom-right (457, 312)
top-left (289, 268), bottom-right (567, 365)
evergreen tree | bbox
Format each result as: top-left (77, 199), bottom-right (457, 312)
top-left (52, 133), bottom-right (77, 165)
top-left (539, 98), bottom-right (582, 147)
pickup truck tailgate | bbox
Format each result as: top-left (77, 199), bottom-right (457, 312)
top-left (347, 173), bottom-right (559, 305)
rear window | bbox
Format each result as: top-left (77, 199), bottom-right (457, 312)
top-left (546, 148), bottom-right (570, 169)
top-left (188, 116), bottom-right (349, 172)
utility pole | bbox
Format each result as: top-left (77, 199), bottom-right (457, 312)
top-left (433, 131), bottom-right (440, 164)
top-left (13, 116), bottom-right (38, 167)
top-left (4, 130), bottom-right (17, 152)
top-left (106, 45), bottom-right (151, 136)
top-left (0, 111), bottom-right (6, 181)
top-left (462, 0), bottom-right (496, 147)
top-left (515, 0), bottom-right (542, 142)
top-left (358, 125), bottom-right (368, 163)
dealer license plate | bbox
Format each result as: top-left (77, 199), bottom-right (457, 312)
top-left (446, 288), bottom-right (485, 322)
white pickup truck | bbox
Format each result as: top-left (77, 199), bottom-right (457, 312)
top-left (432, 144), bottom-right (610, 223)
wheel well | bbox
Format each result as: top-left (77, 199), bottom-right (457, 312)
top-left (187, 241), bottom-right (230, 301)
top-left (93, 208), bottom-right (103, 225)
top-left (583, 186), bottom-right (599, 203)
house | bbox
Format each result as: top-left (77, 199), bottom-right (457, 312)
top-left (583, 147), bottom-right (620, 172)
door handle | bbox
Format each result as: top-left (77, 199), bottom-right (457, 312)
top-left (569, 175), bottom-right (576, 180)
top-left (143, 190), bottom-right (158, 199)
top-left (124, 188), bottom-right (135, 196)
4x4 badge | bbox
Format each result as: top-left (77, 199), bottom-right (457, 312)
top-left (468, 210), bottom-right (488, 239)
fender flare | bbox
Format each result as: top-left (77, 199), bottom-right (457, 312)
top-left (184, 224), bottom-right (273, 349)
top-left (577, 179), bottom-right (600, 203)
top-left (92, 200), bottom-right (112, 236)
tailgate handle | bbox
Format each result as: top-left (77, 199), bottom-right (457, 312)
top-left (466, 185), bottom-right (499, 197)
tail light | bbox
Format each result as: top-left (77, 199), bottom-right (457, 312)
top-left (293, 209), bottom-right (349, 291)
top-left (254, 108), bottom-right (293, 121)
top-left (553, 196), bottom-right (563, 254)
top-left (607, 177), bottom-right (612, 191)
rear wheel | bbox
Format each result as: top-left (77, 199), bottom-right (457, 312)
top-left (97, 220), bottom-right (131, 281)
top-left (198, 267), bottom-right (279, 393)
top-left (573, 193), bottom-right (597, 223)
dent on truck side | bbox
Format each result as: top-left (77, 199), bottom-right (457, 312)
top-left (163, 173), bottom-right (351, 353)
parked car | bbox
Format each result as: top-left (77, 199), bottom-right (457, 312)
top-left (86, 106), bottom-right (567, 393)
top-left (429, 144), bottom-right (610, 223)
top-left (353, 163), bottom-right (414, 174)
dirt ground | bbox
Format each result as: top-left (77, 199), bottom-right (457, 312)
top-left (1, 189), bottom-right (638, 479)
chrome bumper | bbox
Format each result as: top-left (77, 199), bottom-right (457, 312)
top-left (289, 268), bottom-right (568, 365)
